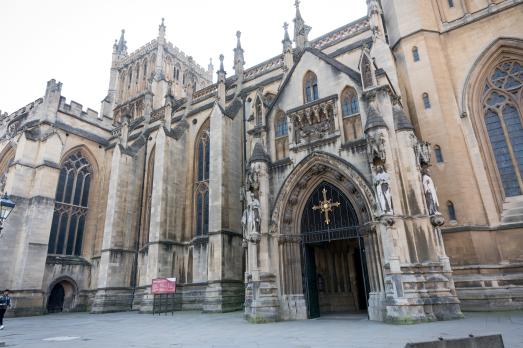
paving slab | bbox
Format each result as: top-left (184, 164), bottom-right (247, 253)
top-left (0, 311), bottom-right (522, 347)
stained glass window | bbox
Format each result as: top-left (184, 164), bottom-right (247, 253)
top-left (423, 93), bottom-right (431, 109)
top-left (341, 87), bottom-right (359, 116)
top-left (304, 71), bottom-right (319, 103)
top-left (275, 112), bottom-right (288, 137)
top-left (483, 59), bottom-right (523, 197)
top-left (48, 151), bottom-right (92, 256)
top-left (195, 122), bottom-right (210, 236)
top-left (447, 201), bottom-right (456, 221)
top-left (435, 145), bottom-right (444, 163)
top-left (412, 47), bottom-right (420, 62)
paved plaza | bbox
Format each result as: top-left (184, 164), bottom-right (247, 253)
top-left (1, 311), bottom-right (522, 347)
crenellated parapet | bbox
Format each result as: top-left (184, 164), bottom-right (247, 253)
top-left (58, 97), bottom-right (99, 119)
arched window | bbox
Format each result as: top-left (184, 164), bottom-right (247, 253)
top-left (135, 65), bottom-right (140, 85)
top-left (341, 87), bottom-right (359, 116)
top-left (423, 93), bottom-right (431, 109)
top-left (143, 60), bottom-right (148, 82)
top-left (482, 59), bottom-right (523, 197)
top-left (448, 0), bottom-right (454, 8)
top-left (447, 201), bottom-right (457, 221)
top-left (304, 71), bottom-right (319, 103)
top-left (434, 145), bottom-right (444, 163)
top-left (0, 146), bottom-right (15, 194)
top-left (194, 121), bottom-right (210, 237)
top-left (255, 98), bottom-right (263, 126)
top-left (412, 46), bottom-right (420, 62)
top-left (48, 151), bottom-right (92, 256)
top-left (275, 112), bottom-right (288, 137)
top-left (128, 69), bottom-right (132, 89)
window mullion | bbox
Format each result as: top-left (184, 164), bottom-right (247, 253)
top-left (497, 108), bottom-right (523, 191)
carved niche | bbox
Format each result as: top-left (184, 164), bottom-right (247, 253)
top-left (287, 96), bottom-right (337, 145)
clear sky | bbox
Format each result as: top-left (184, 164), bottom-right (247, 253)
top-left (0, 0), bottom-right (367, 114)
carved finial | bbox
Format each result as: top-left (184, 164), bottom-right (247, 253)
top-left (219, 54), bottom-right (225, 73)
top-left (293, 0), bottom-right (311, 51)
top-left (234, 30), bottom-right (245, 77)
top-left (115, 29), bottom-right (127, 55)
top-left (158, 18), bottom-right (166, 39)
top-left (282, 22), bottom-right (292, 51)
top-left (294, 0), bottom-right (300, 9)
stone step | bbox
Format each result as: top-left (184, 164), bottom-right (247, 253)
top-left (501, 214), bottom-right (523, 224)
top-left (504, 195), bottom-right (523, 204)
top-left (502, 207), bottom-right (523, 216)
top-left (501, 196), bottom-right (523, 224)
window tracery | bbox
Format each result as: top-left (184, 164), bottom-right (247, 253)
top-left (48, 151), bottom-right (92, 256)
top-left (304, 71), bottom-right (319, 103)
top-left (194, 122), bottom-right (210, 237)
top-left (482, 59), bottom-right (523, 197)
top-left (341, 87), bottom-right (359, 116)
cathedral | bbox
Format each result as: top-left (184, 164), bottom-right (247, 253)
top-left (0, 0), bottom-right (522, 323)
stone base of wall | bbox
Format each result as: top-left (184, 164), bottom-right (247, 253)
top-left (453, 264), bottom-right (523, 311)
top-left (382, 263), bottom-right (464, 324)
top-left (368, 291), bottom-right (386, 321)
top-left (279, 294), bottom-right (308, 320)
top-left (202, 281), bottom-right (244, 313)
top-left (244, 272), bottom-right (280, 323)
top-left (91, 288), bottom-right (134, 313)
top-left (6, 290), bottom-right (45, 317)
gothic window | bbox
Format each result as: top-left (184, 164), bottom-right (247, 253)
top-left (136, 65), bottom-right (140, 85)
top-left (423, 93), bottom-right (431, 109)
top-left (412, 47), bottom-right (420, 62)
top-left (447, 201), bottom-right (457, 221)
top-left (0, 147), bottom-right (15, 194)
top-left (255, 98), bottom-right (263, 126)
top-left (143, 60), bottom-right (148, 82)
top-left (448, 0), bottom-right (454, 8)
top-left (341, 87), bottom-right (359, 116)
top-left (128, 69), bottom-right (132, 89)
top-left (482, 59), bottom-right (523, 197)
top-left (48, 151), bottom-right (92, 256)
top-left (304, 71), bottom-right (319, 103)
top-left (275, 112), bottom-right (288, 137)
top-left (194, 121), bottom-right (210, 237)
top-left (434, 145), bottom-right (444, 163)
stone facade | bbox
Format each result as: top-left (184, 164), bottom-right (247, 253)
top-left (0, 0), bottom-right (522, 323)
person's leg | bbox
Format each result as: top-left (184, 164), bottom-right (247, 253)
top-left (0, 308), bottom-right (6, 326)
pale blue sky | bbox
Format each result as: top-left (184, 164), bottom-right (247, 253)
top-left (0, 0), bottom-right (367, 114)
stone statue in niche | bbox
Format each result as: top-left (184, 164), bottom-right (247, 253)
top-left (367, 132), bottom-right (387, 163)
top-left (373, 165), bottom-right (393, 216)
top-left (242, 191), bottom-right (261, 243)
top-left (421, 168), bottom-right (440, 216)
top-left (246, 163), bottom-right (260, 193)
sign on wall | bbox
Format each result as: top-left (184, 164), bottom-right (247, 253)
top-left (151, 277), bottom-right (177, 294)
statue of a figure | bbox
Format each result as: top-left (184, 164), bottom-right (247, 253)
top-left (422, 168), bottom-right (440, 215)
top-left (246, 164), bottom-right (260, 193)
top-left (373, 165), bottom-right (393, 215)
top-left (241, 191), bottom-right (261, 242)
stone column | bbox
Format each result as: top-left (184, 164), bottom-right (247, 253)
top-left (0, 129), bottom-right (63, 316)
top-left (92, 143), bottom-right (143, 313)
top-left (204, 102), bottom-right (244, 313)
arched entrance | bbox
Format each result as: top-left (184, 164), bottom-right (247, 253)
top-left (47, 284), bottom-right (65, 313)
top-left (300, 181), bottom-right (370, 318)
top-left (272, 152), bottom-right (383, 321)
top-left (46, 279), bottom-right (77, 313)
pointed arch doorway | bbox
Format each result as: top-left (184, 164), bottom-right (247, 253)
top-left (300, 181), bottom-right (370, 319)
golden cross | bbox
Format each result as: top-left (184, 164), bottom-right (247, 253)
top-left (312, 188), bottom-right (340, 225)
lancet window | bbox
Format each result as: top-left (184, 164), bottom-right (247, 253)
top-left (482, 59), bottom-right (523, 197)
top-left (195, 122), bottom-right (210, 236)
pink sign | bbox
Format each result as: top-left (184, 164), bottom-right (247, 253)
top-left (152, 277), bottom-right (177, 294)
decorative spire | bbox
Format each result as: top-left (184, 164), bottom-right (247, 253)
top-left (293, 0), bottom-right (311, 52)
top-left (367, 0), bottom-right (385, 39)
top-left (219, 54), bottom-right (225, 74)
top-left (116, 29), bottom-right (127, 55)
top-left (282, 22), bottom-right (292, 52)
top-left (208, 58), bottom-right (214, 72)
top-left (158, 18), bottom-right (166, 41)
top-left (233, 31), bottom-right (245, 77)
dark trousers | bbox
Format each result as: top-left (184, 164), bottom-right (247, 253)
top-left (0, 308), bottom-right (6, 325)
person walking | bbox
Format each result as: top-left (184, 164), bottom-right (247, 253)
top-left (0, 289), bottom-right (11, 330)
